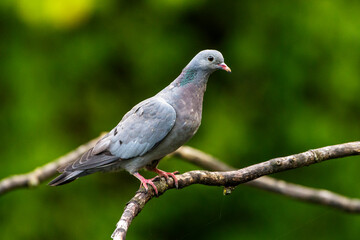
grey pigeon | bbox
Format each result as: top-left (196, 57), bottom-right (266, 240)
top-left (49, 49), bottom-right (231, 194)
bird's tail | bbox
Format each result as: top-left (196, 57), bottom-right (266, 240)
top-left (48, 170), bottom-right (85, 186)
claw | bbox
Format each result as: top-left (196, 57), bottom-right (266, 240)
top-left (151, 168), bottom-right (179, 189)
top-left (133, 172), bottom-right (159, 195)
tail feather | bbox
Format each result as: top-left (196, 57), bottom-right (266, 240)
top-left (48, 147), bottom-right (119, 186)
top-left (48, 170), bottom-right (84, 186)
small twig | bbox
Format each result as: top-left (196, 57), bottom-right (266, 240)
top-left (112, 142), bottom-right (360, 239)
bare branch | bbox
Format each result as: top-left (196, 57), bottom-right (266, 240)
top-left (0, 135), bottom-right (103, 195)
top-left (1, 134), bottom-right (360, 239)
top-left (112, 142), bottom-right (360, 239)
top-left (173, 146), bottom-right (360, 213)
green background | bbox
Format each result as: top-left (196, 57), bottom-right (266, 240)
top-left (1, 0), bottom-right (360, 239)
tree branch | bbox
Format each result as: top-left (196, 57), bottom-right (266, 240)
top-left (173, 146), bottom-right (360, 213)
top-left (0, 136), bottom-right (103, 195)
top-left (111, 142), bottom-right (360, 239)
top-left (1, 136), bottom-right (360, 239)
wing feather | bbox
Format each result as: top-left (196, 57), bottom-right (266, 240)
top-left (63, 97), bottom-right (176, 171)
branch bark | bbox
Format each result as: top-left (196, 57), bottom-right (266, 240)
top-left (112, 142), bottom-right (360, 239)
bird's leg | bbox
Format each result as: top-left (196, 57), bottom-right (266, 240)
top-left (145, 159), bottom-right (179, 188)
top-left (132, 172), bottom-right (158, 195)
top-left (150, 168), bottom-right (179, 189)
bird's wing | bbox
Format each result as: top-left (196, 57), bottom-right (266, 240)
top-left (65, 97), bottom-right (176, 171)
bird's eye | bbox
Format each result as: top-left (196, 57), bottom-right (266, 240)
top-left (208, 56), bottom-right (214, 62)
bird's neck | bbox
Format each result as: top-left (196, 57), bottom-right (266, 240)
top-left (171, 66), bottom-right (210, 90)
top-left (176, 67), bottom-right (210, 87)
top-left (156, 67), bottom-right (209, 105)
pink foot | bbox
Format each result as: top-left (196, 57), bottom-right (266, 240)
top-left (133, 172), bottom-right (159, 195)
top-left (151, 168), bottom-right (179, 188)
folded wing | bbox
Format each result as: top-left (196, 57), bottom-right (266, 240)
top-left (64, 97), bottom-right (177, 171)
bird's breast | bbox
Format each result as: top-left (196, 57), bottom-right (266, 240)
top-left (172, 93), bottom-right (203, 138)
top-left (147, 82), bottom-right (206, 156)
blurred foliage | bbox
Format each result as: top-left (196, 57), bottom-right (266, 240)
top-left (1, 0), bottom-right (360, 239)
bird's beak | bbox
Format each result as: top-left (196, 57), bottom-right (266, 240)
top-left (219, 63), bottom-right (231, 73)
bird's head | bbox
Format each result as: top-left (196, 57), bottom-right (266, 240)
top-left (188, 49), bottom-right (231, 73)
